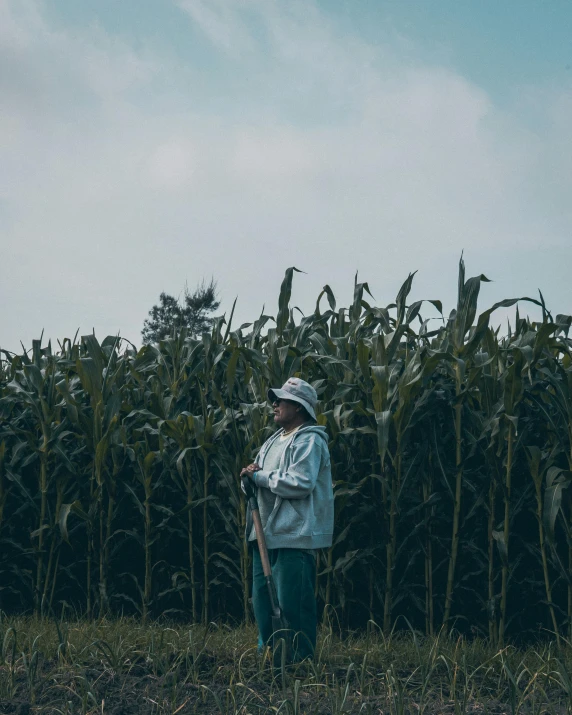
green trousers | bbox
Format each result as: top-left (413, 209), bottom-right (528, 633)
top-left (252, 546), bottom-right (317, 662)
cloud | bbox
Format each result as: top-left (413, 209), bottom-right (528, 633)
top-left (231, 128), bottom-right (316, 182)
top-left (176, 0), bottom-right (256, 55)
top-left (148, 139), bottom-right (196, 189)
top-left (1, 0), bottom-right (570, 352)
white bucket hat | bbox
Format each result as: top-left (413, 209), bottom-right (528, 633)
top-left (267, 377), bottom-right (318, 421)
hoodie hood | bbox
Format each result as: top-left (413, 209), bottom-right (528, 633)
top-left (259, 423), bottom-right (328, 458)
top-left (291, 424), bottom-right (328, 443)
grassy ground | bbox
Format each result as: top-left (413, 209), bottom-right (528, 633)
top-left (0, 616), bottom-right (571, 714)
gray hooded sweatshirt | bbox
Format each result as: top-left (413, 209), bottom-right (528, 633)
top-left (246, 424), bottom-right (334, 550)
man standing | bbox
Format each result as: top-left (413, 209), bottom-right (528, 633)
top-left (241, 377), bottom-right (334, 661)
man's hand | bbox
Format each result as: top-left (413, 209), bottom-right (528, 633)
top-left (240, 463), bottom-right (261, 480)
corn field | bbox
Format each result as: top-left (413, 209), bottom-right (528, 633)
top-left (1, 261), bottom-right (571, 646)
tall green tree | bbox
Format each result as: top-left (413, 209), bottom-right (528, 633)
top-left (142, 279), bottom-right (220, 344)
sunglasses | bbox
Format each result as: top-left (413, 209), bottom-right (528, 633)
top-left (272, 398), bottom-right (296, 407)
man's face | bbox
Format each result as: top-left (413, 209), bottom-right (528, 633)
top-left (272, 398), bottom-right (301, 427)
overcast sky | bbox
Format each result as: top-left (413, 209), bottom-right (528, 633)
top-left (1, 0), bottom-right (571, 352)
